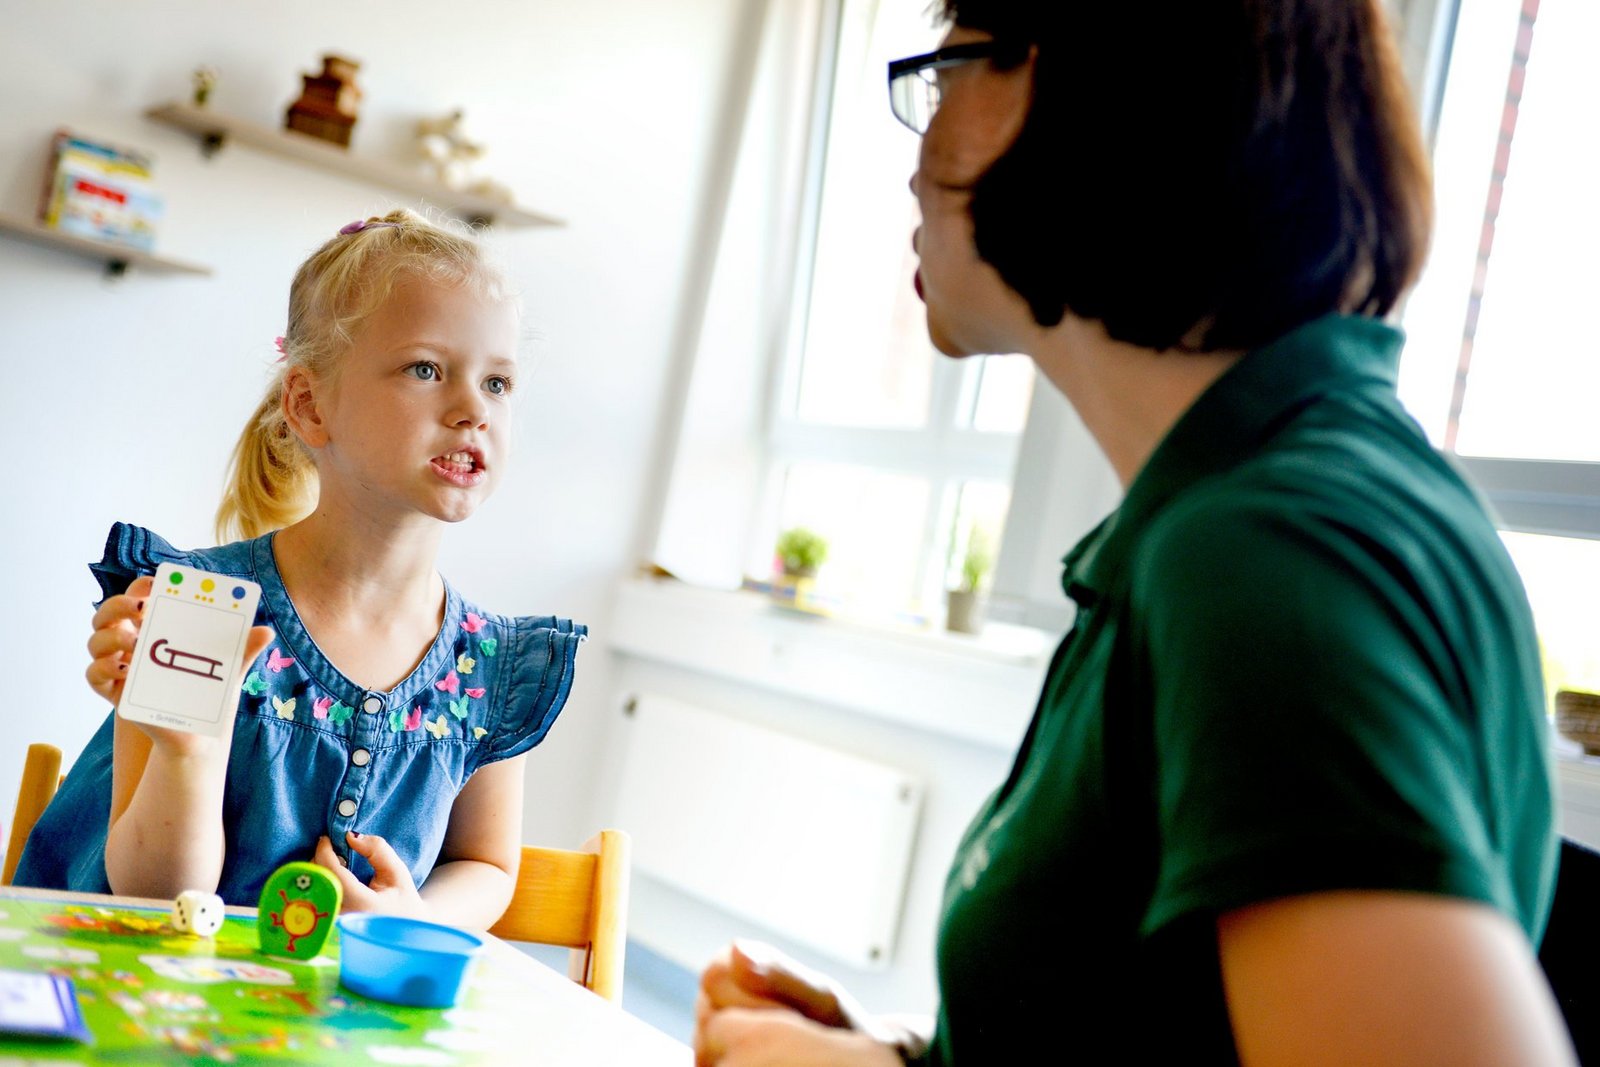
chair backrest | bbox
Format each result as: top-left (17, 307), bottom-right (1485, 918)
top-left (3, 743), bottom-right (63, 887)
top-left (1539, 836), bottom-right (1600, 1062)
top-left (489, 829), bottom-right (631, 1002)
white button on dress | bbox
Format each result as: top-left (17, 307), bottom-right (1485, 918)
top-left (337, 799), bottom-right (357, 817)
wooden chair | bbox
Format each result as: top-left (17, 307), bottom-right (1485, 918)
top-left (3, 743), bottom-right (63, 887)
top-left (489, 829), bottom-right (631, 1003)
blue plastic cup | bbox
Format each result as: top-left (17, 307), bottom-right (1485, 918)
top-left (336, 913), bottom-right (484, 1008)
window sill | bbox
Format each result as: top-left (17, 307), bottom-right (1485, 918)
top-left (607, 577), bottom-right (1057, 750)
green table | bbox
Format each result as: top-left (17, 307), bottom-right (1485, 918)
top-left (0, 887), bottom-right (687, 1065)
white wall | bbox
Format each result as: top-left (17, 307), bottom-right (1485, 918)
top-left (0, 0), bottom-right (745, 854)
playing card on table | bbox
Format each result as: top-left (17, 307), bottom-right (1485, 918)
top-left (118, 563), bottom-right (262, 737)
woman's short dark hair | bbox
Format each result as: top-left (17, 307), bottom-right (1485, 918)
top-left (935, 0), bottom-right (1433, 352)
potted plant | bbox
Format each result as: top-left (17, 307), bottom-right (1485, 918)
top-left (771, 527), bottom-right (829, 609)
top-left (774, 526), bottom-right (829, 580)
top-left (947, 528), bottom-right (993, 634)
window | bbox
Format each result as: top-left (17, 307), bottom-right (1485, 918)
top-left (751, 0), bottom-right (1035, 622)
top-left (1398, 0), bottom-right (1600, 699)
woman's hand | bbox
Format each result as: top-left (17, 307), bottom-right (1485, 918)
top-left (695, 941), bottom-right (924, 1066)
top-left (695, 1007), bottom-right (904, 1067)
top-left (699, 941), bottom-right (856, 1028)
top-left (315, 831), bottom-right (427, 919)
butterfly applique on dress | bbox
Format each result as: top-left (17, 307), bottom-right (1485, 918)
top-left (265, 647), bottom-right (295, 674)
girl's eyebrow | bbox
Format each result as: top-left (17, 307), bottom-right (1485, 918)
top-left (392, 342), bottom-right (517, 369)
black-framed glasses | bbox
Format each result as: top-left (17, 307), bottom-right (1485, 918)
top-left (887, 40), bottom-right (1027, 134)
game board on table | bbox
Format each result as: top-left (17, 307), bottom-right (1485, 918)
top-left (0, 896), bottom-right (529, 1064)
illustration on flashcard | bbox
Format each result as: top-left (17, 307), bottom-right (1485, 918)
top-left (149, 637), bottom-right (227, 681)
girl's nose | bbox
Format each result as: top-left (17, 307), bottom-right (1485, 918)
top-left (447, 390), bottom-right (489, 429)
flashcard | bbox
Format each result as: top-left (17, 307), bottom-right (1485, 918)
top-left (0, 968), bottom-right (92, 1043)
top-left (118, 563), bottom-right (262, 737)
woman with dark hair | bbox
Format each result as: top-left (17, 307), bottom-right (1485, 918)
top-left (694, 2), bottom-right (1575, 1063)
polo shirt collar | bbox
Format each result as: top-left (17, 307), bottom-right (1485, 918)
top-left (1062, 313), bottom-right (1404, 605)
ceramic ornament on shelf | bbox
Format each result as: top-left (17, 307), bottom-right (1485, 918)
top-left (285, 54), bottom-right (363, 147)
top-left (170, 890), bottom-right (224, 937)
top-left (258, 862), bottom-right (342, 959)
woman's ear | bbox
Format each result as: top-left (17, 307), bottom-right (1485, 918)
top-left (281, 366), bottom-right (330, 449)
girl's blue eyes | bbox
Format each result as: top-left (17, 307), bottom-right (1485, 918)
top-left (403, 362), bottom-right (513, 395)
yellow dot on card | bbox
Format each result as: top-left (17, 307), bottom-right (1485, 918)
top-left (200, 578), bottom-right (215, 593)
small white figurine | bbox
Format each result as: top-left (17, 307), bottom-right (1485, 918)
top-left (415, 108), bottom-right (487, 190)
top-left (171, 890), bottom-right (225, 937)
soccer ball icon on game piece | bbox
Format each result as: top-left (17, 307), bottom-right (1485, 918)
top-left (257, 862), bottom-right (343, 959)
top-left (170, 890), bottom-right (225, 937)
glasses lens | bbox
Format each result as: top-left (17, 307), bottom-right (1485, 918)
top-left (889, 71), bottom-right (936, 133)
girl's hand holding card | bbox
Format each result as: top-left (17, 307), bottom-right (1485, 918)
top-left (91, 566), bottom-right (273, 755)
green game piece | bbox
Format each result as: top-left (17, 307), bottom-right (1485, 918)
top-left (258, 862), bottom-right (342, 960)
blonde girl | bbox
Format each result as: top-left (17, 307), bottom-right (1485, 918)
top-left (16, 209), bottom-right (584, 929)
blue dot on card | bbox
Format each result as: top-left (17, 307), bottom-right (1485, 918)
top-left (232, 586), bottom-right (247, 600)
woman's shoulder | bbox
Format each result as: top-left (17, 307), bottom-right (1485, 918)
top-left (89, 521), bottom-right (266, 602)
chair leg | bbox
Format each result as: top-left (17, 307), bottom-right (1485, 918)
top-left (3, 743), bottom-right (63, 887)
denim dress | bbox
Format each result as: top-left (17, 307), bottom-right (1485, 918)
top-left (14, 523), bottom-right (586, 905)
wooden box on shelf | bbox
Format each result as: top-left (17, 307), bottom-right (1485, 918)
top-left (285, 54), bottom-right (362, 148)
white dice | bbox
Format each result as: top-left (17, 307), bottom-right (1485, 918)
top-left (170, 890), bottom-right (224, 936)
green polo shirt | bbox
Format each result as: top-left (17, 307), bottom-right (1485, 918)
top-left (925, 314), bottom-right (1555, 1064)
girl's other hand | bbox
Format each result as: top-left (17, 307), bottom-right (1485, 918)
top-left (315, 832), bottom-right (426, 919)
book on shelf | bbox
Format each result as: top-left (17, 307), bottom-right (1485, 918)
top-left (38, 129), bottom-right (164, 251)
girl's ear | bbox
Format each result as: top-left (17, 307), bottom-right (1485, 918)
top-left (282, 366), bottom-right (330, 449)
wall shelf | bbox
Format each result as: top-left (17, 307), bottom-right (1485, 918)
top-left (145, 102), bottom-right (564, 229)
top-left (0, 210), bottom-right (212, 277)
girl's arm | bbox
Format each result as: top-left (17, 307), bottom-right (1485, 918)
top-left (314, 753), bottom-right (525, 929)
top-left (1218, 891), bottom-right (1576, 1065)
top-left (93, 576), bottom-right (274, 897)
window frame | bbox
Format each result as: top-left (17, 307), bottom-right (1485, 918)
top-left (1401, 0), bottom-right (1600, 544)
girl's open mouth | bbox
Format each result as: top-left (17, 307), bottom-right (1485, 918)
top-left (431, 449), bottom-right (485, 486)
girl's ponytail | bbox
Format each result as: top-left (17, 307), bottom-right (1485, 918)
top-left (215, 379), bottom-right (316, 542)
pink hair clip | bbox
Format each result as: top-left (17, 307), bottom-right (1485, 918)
top-left (274, 336), bottom-right (288, 362)
top-left (339, 219), bottom-right (399, 235)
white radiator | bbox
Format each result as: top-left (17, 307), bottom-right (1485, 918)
top-left (612, 692), bottom-right (924, 970)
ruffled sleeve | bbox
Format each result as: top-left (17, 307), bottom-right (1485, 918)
top-left (88, 522), bottom-right (195, 604)
top-left (477, 614), bottom-right (587, 766)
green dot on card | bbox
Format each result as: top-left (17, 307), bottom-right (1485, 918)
top-left (169, 572), bottom-right (183, 585)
